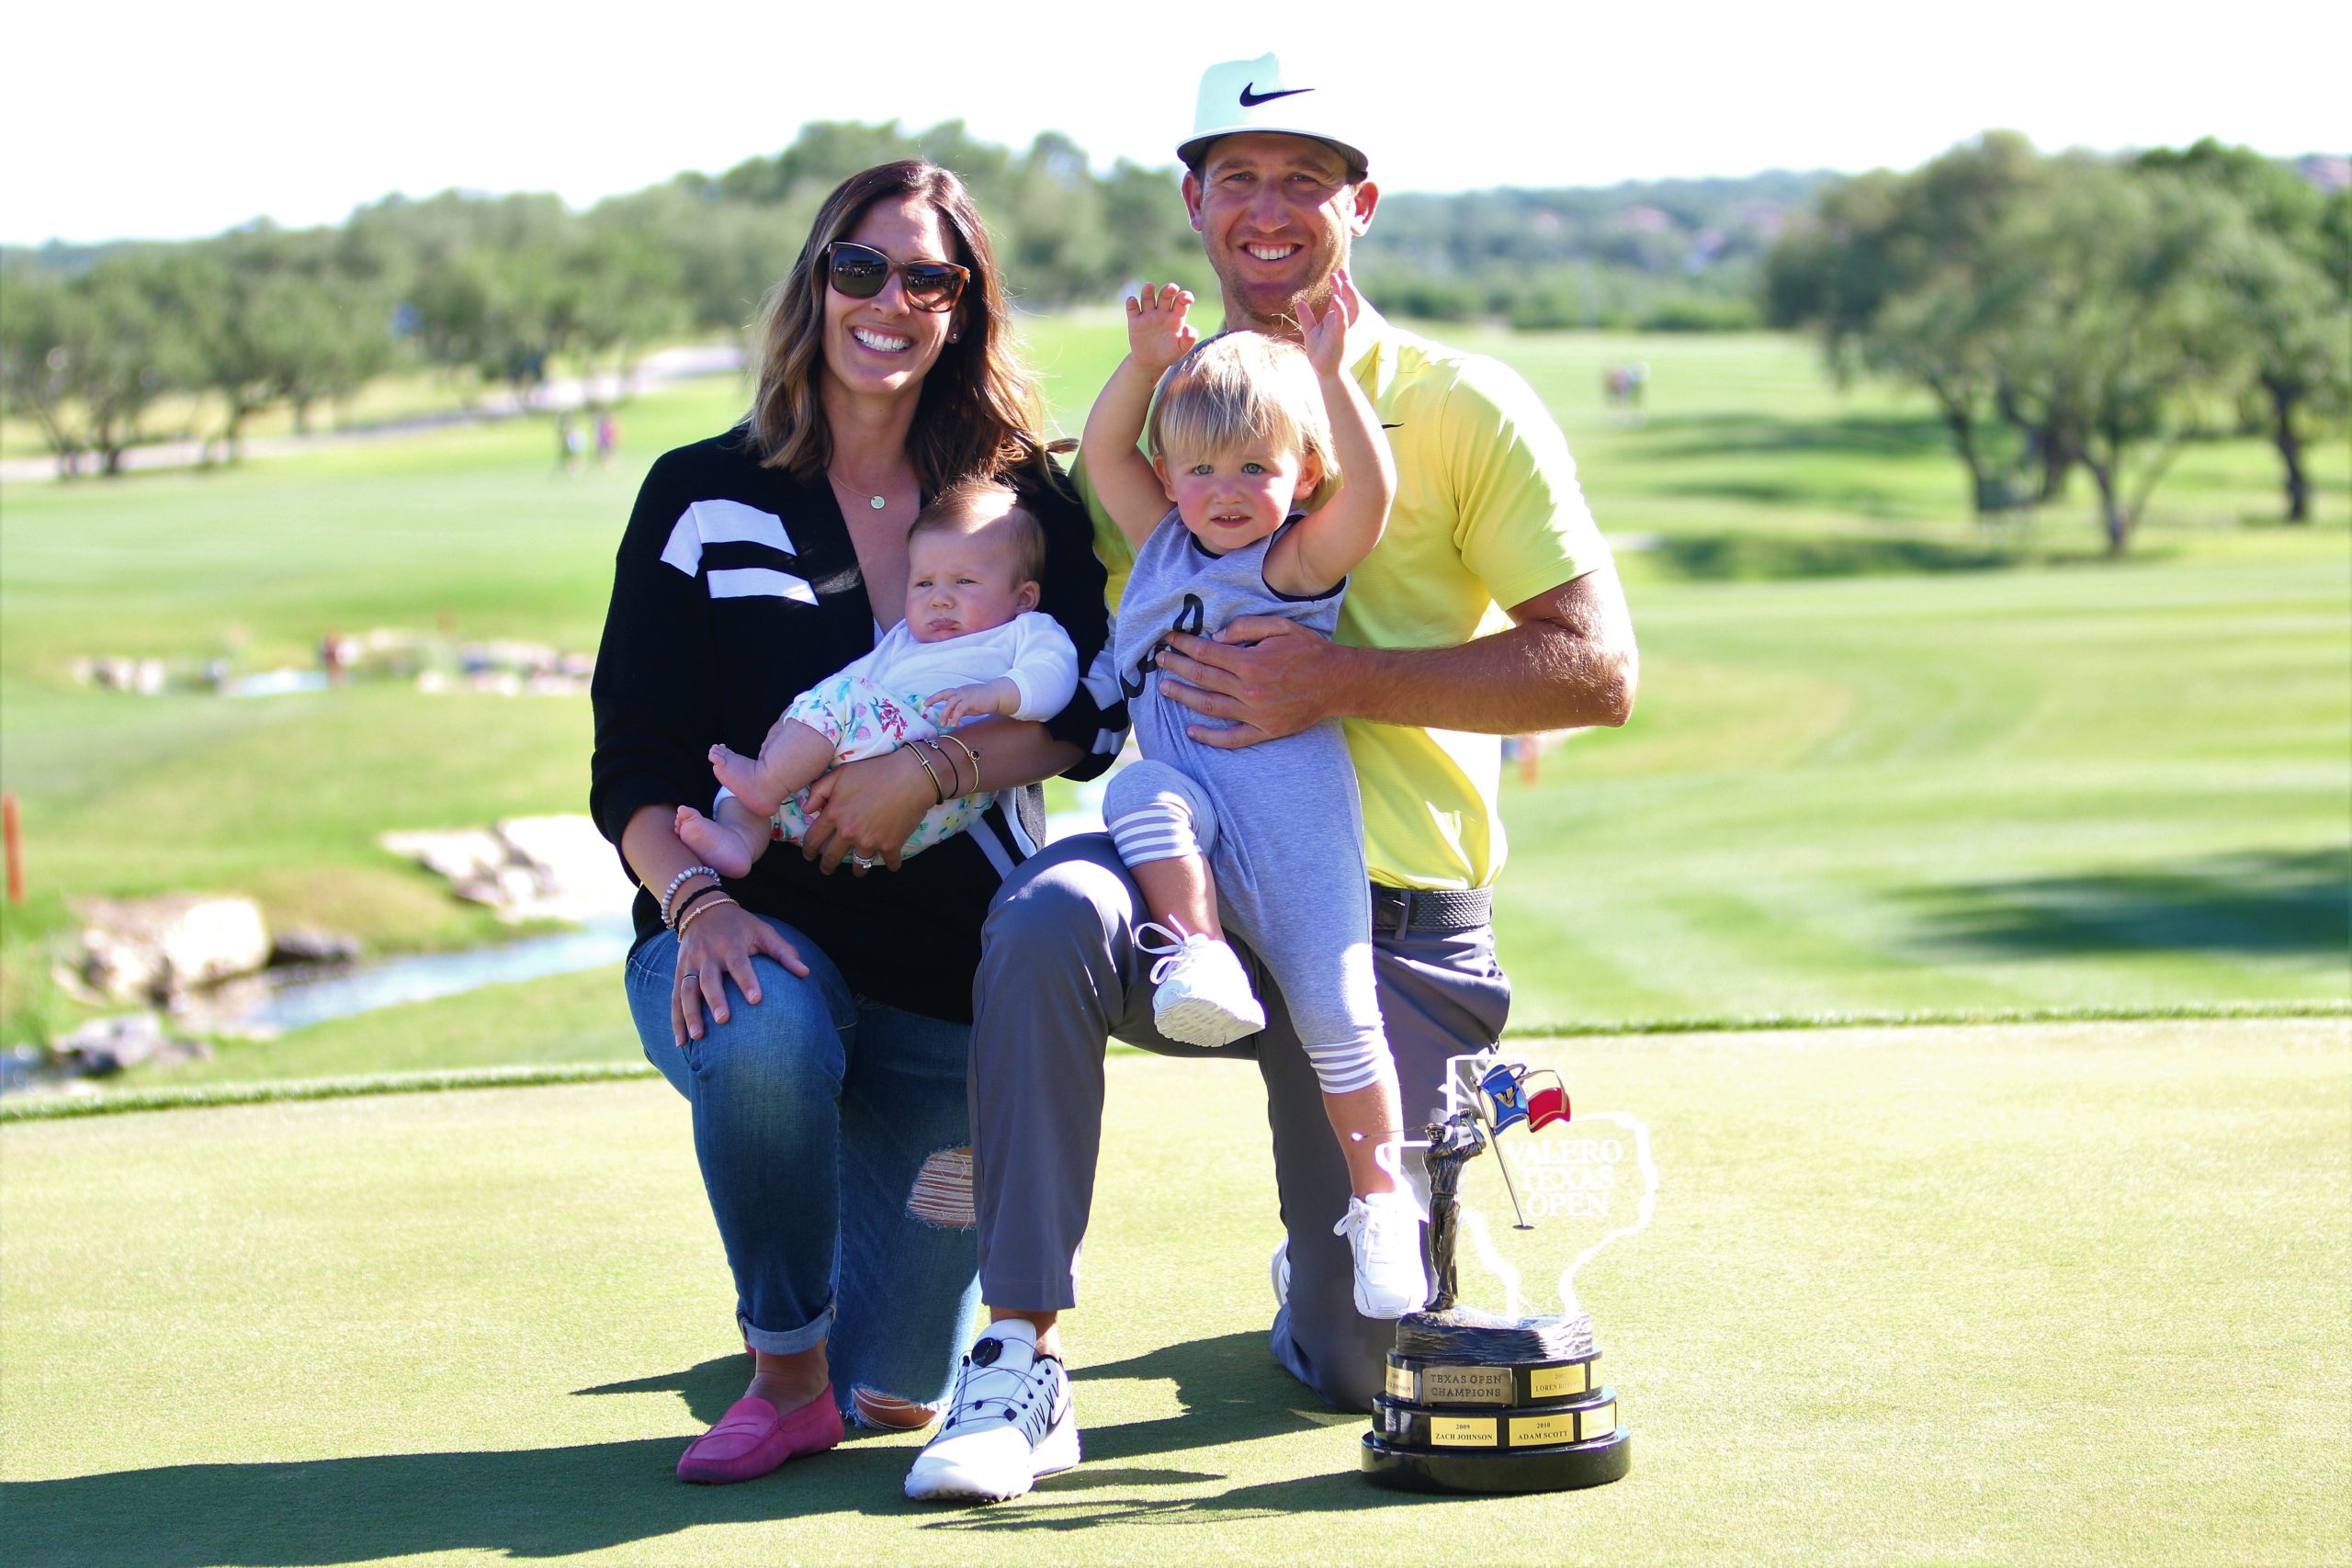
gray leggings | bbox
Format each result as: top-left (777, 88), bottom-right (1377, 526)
top-left (1102, 758), bottom-right (1386, 1095)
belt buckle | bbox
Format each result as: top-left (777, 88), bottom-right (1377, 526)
top-left (1377, 884), bottom-right (1414, 938)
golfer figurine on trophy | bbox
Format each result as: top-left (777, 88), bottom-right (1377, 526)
top-left (1360, 1051), bottom-right (1655, 1494)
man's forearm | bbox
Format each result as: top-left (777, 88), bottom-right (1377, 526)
top-left (1325, 616), bottom-right (1634, 735)
top-left (1159, 566), bottom-right (1637, 746)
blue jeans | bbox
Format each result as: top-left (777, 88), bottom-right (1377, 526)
top-left (625, 916), bottom-right (982, 1417)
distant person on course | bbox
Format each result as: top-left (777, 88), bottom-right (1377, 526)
top-left (903, 53), bottom-right (1639, 1505)
top-left (591, 159), bottom-right (1121, 1488)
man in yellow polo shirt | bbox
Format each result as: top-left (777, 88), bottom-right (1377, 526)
top-left (907, 52), bottom-right (1638, 1503)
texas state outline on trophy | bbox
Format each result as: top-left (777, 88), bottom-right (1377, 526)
top-left (1361, 1048), bottom-right (1658, 1494)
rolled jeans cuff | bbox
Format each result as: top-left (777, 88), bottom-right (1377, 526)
top-left (741, 1303), bottom-right (834, 1358)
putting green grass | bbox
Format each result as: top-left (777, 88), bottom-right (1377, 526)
top-left (4, 1019), bottom-right (2346, 1566)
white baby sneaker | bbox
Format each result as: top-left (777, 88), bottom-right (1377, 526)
top-left (1137, 921), bottom-right (1265, 1046)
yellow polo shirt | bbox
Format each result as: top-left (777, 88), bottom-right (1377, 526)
top-left (1080, 307), bottom-right (1609, 889)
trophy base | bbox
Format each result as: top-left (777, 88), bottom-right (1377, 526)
top-left (1360, 1427), bottom-right (1633, 1494)
top-left (1393, 1306), bottom-right (1594, 1365)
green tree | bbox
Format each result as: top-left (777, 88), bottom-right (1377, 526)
top-left (1995, 159), bottom-right (2238, 553)
top-left (1766, 133), bottom-right (2058, 513)
top-left (593, 183), bottom-right (795, 335)
top-left (67, 251), bottom-right (203, 474)
top-left (2139, 140), bottom-right (2352, 522)
top-left (178, 231), bottom-right (288, 462)
top-left (564, 213), bottom-right (687, 393)
top-left (0, 265), bottom-right (93, 473)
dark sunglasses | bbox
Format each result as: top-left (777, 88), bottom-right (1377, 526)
top-left (823, 241), bottom-right (970, 312)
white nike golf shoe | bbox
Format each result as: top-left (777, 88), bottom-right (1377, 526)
top-left (903, 1319), bottom-right (1079, 1503)
top-left (1337, 1191), bottom-right (1429, 1319)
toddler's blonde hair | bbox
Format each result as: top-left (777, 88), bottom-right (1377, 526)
top-left (1146, 332), bottom-right (1339, 512)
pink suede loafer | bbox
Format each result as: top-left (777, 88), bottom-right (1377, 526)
top-left (675, 1389), bottom-right (844, 1484)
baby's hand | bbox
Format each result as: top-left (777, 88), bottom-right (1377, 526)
top-left (927, 680), bottom-right (1014, 728)
top-left (1296, 268), bottom-right (1362, 378)
top-left (1126, 282), bottom-right (1198, 377)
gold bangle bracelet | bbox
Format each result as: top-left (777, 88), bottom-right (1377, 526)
top-left (943, 733), bottom-right (981, 796)
top-left (908, 742), bottom-right (948, 805)
top-left (928, 737), bottom-right (967, 795)
top-left (675, 894), bottom-right (738, 935)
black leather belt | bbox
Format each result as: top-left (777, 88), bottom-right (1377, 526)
top-left (1370, 884), bottom-right (1492, 934)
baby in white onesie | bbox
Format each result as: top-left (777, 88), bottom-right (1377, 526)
top-left (674, 477), bottom-right (1079, 877)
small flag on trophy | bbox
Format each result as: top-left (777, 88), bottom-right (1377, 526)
top-left (1524, 1070), bottom-right (1570, 1131)
top-left (1479, 1062), bottom-right (1531, 1132)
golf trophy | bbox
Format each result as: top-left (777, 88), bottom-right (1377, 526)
top-left (1360, 1050), bottom-right (1656, 1494)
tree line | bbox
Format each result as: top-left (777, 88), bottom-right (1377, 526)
top-left (1766, 134), bottom-right (2349, 549)
top-left (3, 119), bottom-right (2342, 522)
top-left (0, 118), bottom-right (1809, 474)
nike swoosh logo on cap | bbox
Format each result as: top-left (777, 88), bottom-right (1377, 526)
top-left (1238, 83), bottom-right (1311, 107)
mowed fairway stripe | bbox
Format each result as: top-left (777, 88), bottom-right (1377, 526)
top-left (4, 1021), bottom-right (2346, 1566)
top-left (1498, 546), bottom-right (2349, 1025)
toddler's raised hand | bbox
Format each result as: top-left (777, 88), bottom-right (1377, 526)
top-left (1126, 282), bottom-right (1198, 377)
top-left (1297, 268), bottom-right (1362, 378)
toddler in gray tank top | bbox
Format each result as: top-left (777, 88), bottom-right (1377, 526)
top-left (1078, 276), bottom-right (1429, 1318)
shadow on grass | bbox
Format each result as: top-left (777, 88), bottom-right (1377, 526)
top-left (0, 1437), bottom-right (925, 1567)
top-left (1, 1334), bottom-right (1361, 1563)
top-left (922, 1331), bottom-right (1401, 1536)
top-left (576, 1353), bottom-right (748, 1427)
top-left (1637, 410), bottom-right (1953, 460)
top-left (1652, 531), bottom-right (2024, 580)
top-left (1901, 848), bottom-right (2351, 960)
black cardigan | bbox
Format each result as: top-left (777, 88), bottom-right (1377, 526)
top-left (590, 431), bottom-right (1123, 1022)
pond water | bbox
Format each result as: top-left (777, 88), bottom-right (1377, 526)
top-left (218, 802), bottom-right (1114, 1036)
top-left (8, 797), bottom-right (1118, 1097)
top-left (224, 911), bottom-right (639, 1034)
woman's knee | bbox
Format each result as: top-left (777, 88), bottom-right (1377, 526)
top-left (684, 958), bottom-right (849, 1100)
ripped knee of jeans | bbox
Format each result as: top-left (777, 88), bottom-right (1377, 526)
top-left (906, 1145), bottom-right (975, 1229)
top-left (851, 1384), bottom-right (944, 1430)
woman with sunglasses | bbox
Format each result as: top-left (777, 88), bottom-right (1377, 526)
top-left (590, 160), bottom-right (1120, 1484)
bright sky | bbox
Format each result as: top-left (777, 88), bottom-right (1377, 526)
top-left (5, 0), bottom-right (2345, 245)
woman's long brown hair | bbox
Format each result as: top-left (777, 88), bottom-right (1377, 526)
top-left (743, 160), bottom-right (1057, 495)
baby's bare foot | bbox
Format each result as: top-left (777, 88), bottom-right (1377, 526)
top-left (675, 805), bottom-right (756, 879)
top-left (709, 743), bottom-right (783, 816)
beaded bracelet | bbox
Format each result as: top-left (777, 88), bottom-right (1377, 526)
top-left (907, 741), bottom-right (948, 806)
top-left (675, 894), bottom-right (738, 936)
top-left (670, 881), bottom-right (727, 926)
top-left (942, 733), bottom-right (981, 796)
top-left (660, 864), bottom-right (721, 926)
